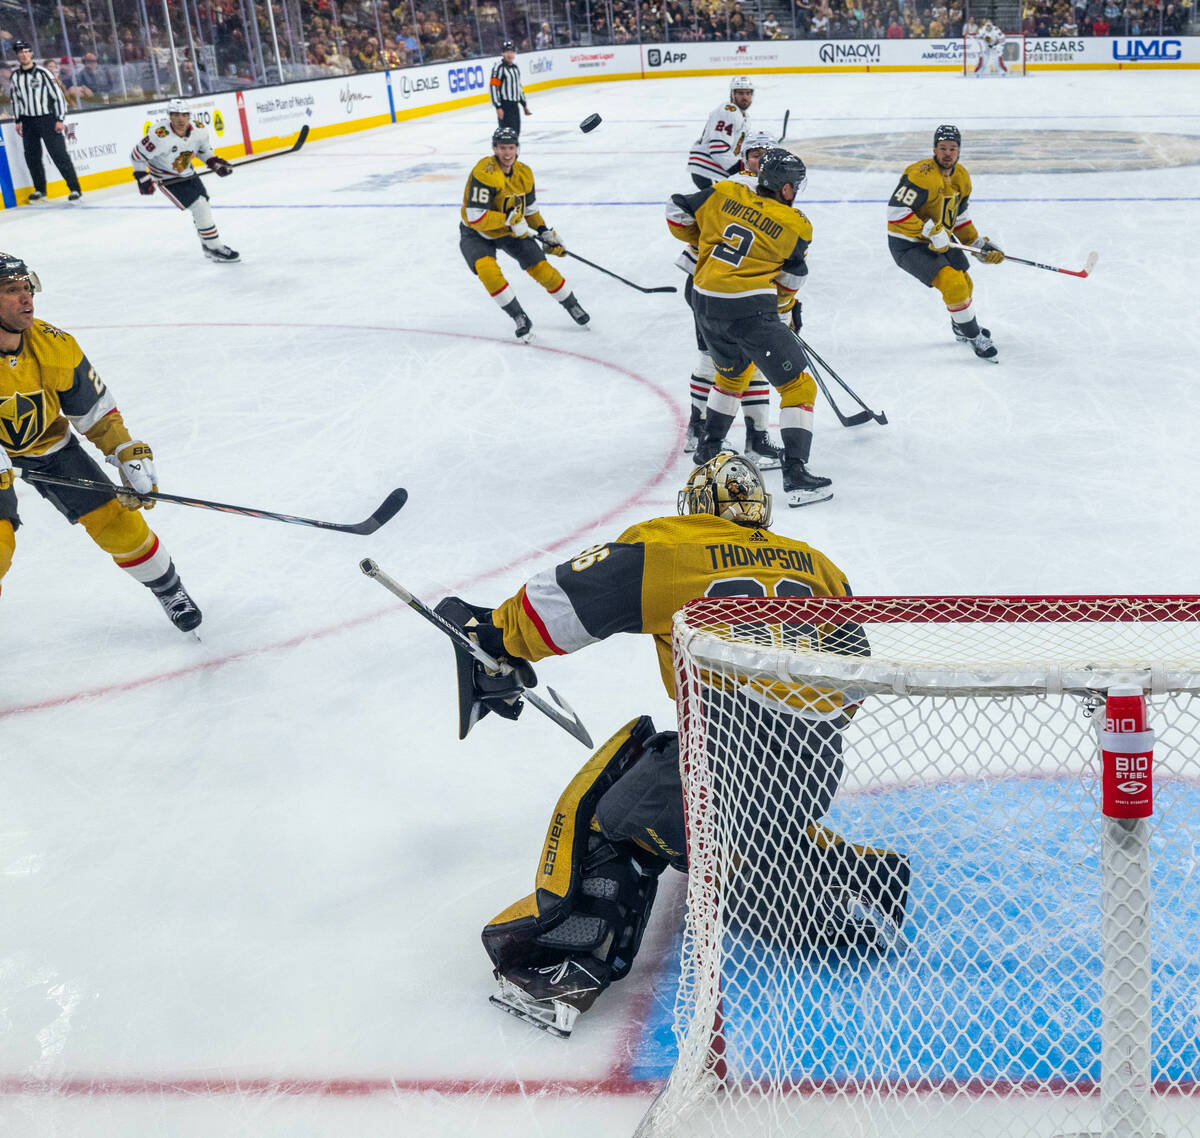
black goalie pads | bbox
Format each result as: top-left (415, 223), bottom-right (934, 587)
top-left (482, 716), bottom-right (668, 984)
top-left (727, 821), bottom-right (911, 952)
top-left (433, 596), bottom-right (538, 739)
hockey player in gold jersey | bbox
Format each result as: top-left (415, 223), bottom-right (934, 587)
top-left (667, 148), bottom-right (831, 508)
top-left (887, 124), bottom-right (1004, 361)
top-left (460, 127), bottom-right (589, 340)
top-left (0, 253), bottom-right (201, 631)
top-left (432, 454), bottom-right (908, 1036)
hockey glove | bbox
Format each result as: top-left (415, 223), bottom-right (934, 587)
top-left (506, 209), bottom-right (532, 239)
top-left (921, 217), bottom-right (951, 253)
top-left (133, 170), bottom-right (156, 196)
top-left (106, 440), bottom-right (157, 510)
top-left (434, 596), bottom-right (538, 737)
top-left (972, 236), bottom-right (1005, 264)
top-left (0, 449), bottom-right (12, 493)
top-left (538, 227), bottom-right (566, 256)
top-left (206, 156), bottom-right (234, 177)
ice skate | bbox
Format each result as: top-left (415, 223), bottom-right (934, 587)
top-left (683, 408), bottom-right (704, 454)
top-left (67, 191), bottom-right (82, 201)
top-left (502, 297), bottom-right (533, 340)
top-left (27, 191), bottom-right (45, 202)
top-left (970, 329), bottom-right (998, 362)
top-left (154, 582), bottom-right (203, 632)
top-left (782, 458), bottom-right (833, 508)
top-left (489, 957), bottom-right (612, 1038)
top-left (203, 244), bottom-right (240, 263)
top-left (744, 426), bottom-right (783, 470)
top-left (693, 435), bottom-right (734, 465)
top-left (560, 292), bottom-right (590, 326)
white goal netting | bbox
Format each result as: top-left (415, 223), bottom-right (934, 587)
top-left (636, 596), bottom-right (1200, 1138)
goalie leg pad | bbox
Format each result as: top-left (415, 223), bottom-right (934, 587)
top-left (482, 716), bottom-right (661, 976)
top-left (594, 730), bottom-right (688, 871)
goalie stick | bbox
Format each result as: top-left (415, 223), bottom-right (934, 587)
top-left (947, 238), bottom-right (1099, 279)
top-left (198, 124), bottom-right (310, 177)
top-left (18, 468), bottom-right (406, 535)
top-left (359, 559), bottom-right (594, 748)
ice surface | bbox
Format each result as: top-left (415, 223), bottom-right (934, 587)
top-left (1, 69), bottom-right (1197, 1135)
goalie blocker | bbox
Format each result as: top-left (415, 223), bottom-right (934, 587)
top-left (482, 715), bottom-right (912, 1037)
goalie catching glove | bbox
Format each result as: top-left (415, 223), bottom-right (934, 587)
top-left (434, 596), bottom-right (537, 738)
top-left (537, 227), bottom-right (566, 256)
top-left (971, 236), bottom-right (1005, 264)
top-left (105, 440), bottom-right (157, 509)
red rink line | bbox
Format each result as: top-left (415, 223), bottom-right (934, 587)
top-left (2, 323), bottom-right (686, 721)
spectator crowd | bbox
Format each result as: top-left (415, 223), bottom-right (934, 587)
top-left (2, 0), bottom-right (1192, 115)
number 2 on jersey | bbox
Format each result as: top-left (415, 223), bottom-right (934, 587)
top-left (712, 222), bottom-right (755, 267)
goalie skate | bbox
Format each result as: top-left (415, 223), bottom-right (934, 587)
top-left (489, 958), bottom-right (610, 1038)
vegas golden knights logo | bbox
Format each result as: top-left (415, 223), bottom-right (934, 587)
top-left (0, 390), bottom-right (47, 451)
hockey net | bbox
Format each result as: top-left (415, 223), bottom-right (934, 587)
top-left (964, 31), bottom-right (1027, 75)
top-left (636, 596), bottom-right (1200, 1138)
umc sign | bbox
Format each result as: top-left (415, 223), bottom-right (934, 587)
top-left (1111, 38), bottom-right (1183, 59)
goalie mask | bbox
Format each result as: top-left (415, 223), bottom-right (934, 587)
top-left (678, 453), bottom-right (772, 529)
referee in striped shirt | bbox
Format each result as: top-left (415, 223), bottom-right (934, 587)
top-left (8, 41), bottom-right (83, 202)
top-left (490, 41), bottom-right (529, 137)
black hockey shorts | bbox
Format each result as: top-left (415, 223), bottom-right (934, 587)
top-left (683, 275), bottom-right (708, 352)
top-left (458, 223), bottom-right (546, 273)
top-left (691, 173), bottom-right (714, 190)
top-left (696, 309), bottom-right (810, 386)
top-left (889, 236), bottom-right (971, 287)
top-left (19, 435), bottom-right (118, 523)
top-left (157, 175), bottom-right (209, 211)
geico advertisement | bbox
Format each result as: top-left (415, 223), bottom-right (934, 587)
top-left (393, 60), bottom-right (488, 110)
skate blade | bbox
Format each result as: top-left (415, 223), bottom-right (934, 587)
top-left (786, 486), bottom-right (834, 508)
top-left (489, 981), bottom-right (580, 1038)
top-left (751, 455), bottom-right (781, 470)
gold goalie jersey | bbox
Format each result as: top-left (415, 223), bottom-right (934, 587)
top-left (666, 179), bottom-right (811, 320)
top-left (460, 156), bottom-right (548, 241)
top-left (490, 512), bottom-right (852, 701)
top-left (0, 321), bottom-right (132, 460)
top-left (887, 158), bottom-right (980, 247)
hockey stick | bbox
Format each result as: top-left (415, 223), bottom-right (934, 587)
top-left (780, 109), bottom-right (790, 142)
top-left (197, 124), bottom-right (310, 177)
top-left (797, 336), bottom-right (888, 427)
top-left (947, 238), bottom-right (1098, 279)
top-left (18, 468), bottom-right (406, 535)
top-left (360, 559), bottom-right (594, 747)
top-left (559, 249), bottom-right (677, 294)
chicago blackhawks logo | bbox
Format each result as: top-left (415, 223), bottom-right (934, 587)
top-left (0, 390), bottom-right (47, 451)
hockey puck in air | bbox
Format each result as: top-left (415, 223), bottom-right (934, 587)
top-left (579, 113), bottom-right (602, 133)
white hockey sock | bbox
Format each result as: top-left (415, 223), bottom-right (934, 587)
top-left (689, 352), bottom-right (716, 415)
top-left (707, 387), bottom-right (741, 421)
top-left (780, 405), bottom-right (814, 436)
top-left (188, 198), bottom-right (221, 246)
top-left (742, 375), bottom-right (771, 430)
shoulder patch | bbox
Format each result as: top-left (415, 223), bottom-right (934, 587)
top-left (35, 321), bottom-right (69, 341)
top-left (154, 125), bottom-right (169, 137)
top-left (918, 160), bottom-right (934, 173)
top-left (724, 103), bottom-right (737, 112)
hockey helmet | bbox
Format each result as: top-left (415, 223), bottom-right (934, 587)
top-left (757, 148), bottom-right (807, 196)
top-left (0, 253), bottom-right (41, 293)
top-left (742, 130), bottom-right (776, 155)
top-left (13, 40), bottom-right (32, 52)
top-left (678, 452), bottom-right (772, 529)
top-left (933, 124), bottom-right (961, 146)
top-left (166, 97), bottom-right (190, 116)
top-left (492, 126), bottom-right (520, 148)
top-left (501, 39), bottom-right (516, 52)
top-left (729, 75), bottom-right (755, 95)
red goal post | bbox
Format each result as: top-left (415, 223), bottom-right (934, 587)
top-left (964, 29), bottom-right (1028, 75)
top-left (635, 595), bottom-right (1200, 1138)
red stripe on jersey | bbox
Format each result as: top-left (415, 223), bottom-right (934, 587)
top-left (892, 210), bottom-right (914, 222)
top-left (953, 219), bottom-right (973, 231)
top-left (689, 155), bottom-right (727, 173)
top-left (667, 219), bottom-right (692, 231)
top-left (118, 535), bottom-right (160, 569)
top-left (520, 588), bottom-right (566, 655)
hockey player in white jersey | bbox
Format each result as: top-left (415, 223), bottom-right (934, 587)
top-left (973, 21), bottom-right (1010, 74)
top-left (679, 130), bottom-right (787, 468)
top-left (686, 76), bottom-right (753, 190)
top-left (131, 99), bottom-right (240, 263)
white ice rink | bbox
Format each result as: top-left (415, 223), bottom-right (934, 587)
top-left (2, 67), bottom-right (1199, 1136)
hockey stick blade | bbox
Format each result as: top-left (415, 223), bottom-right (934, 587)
top-left (360, 559), bottom-right (594, 747)
top-left (19, 469), bottom-right (406, 533)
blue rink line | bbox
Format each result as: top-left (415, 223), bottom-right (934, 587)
top-left (74, 194), bottom-right (1200, 211)
top-left (629, 776), bottom-right (1200, 1088)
